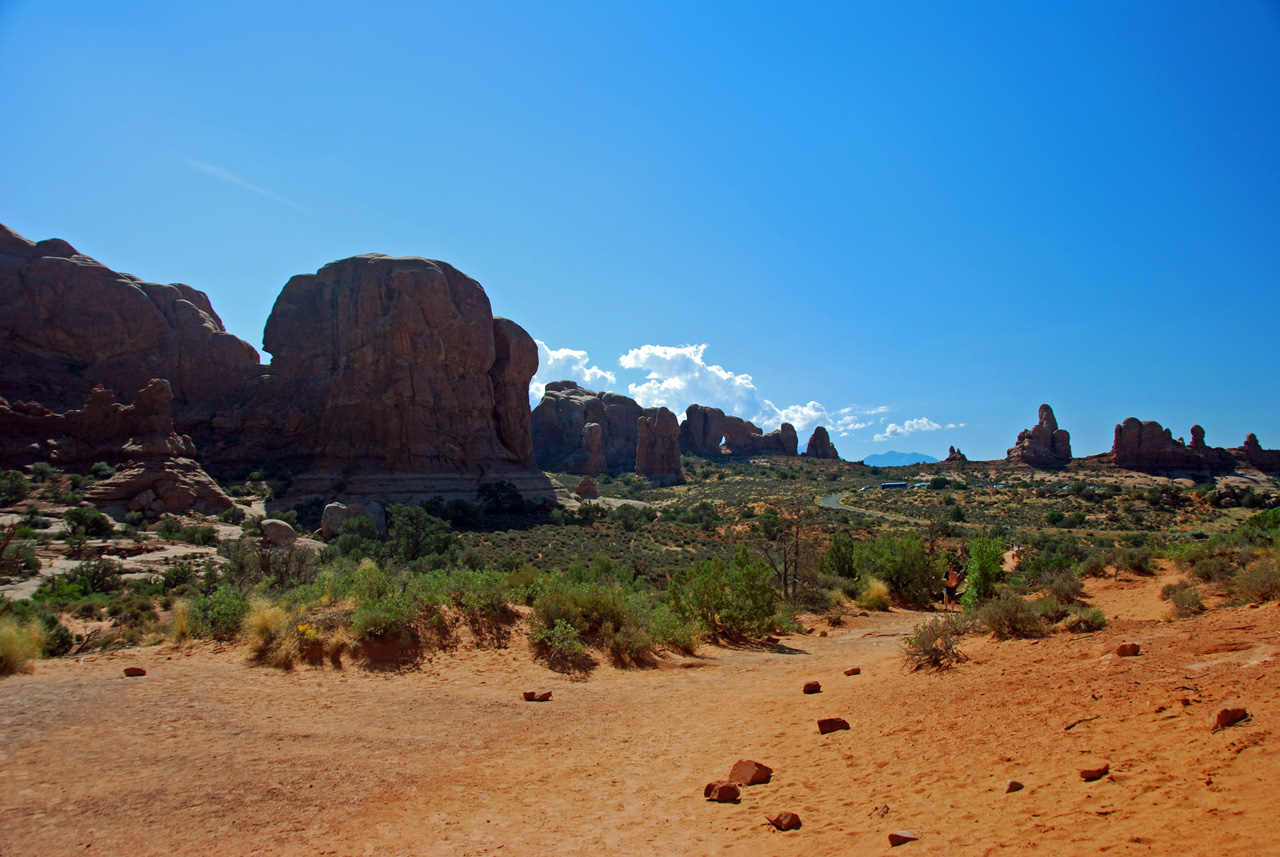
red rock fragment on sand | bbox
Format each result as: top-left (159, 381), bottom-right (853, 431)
top-left (123, 667), bottom-right (146, 677)
top-left (1080, 763), bottom-right (1110, 782)
top-left (818, 630), bottom-right (828, 637)
top-left (765, 635), bottom-right (780, 644)
top-left (1116, 643), bottom-right (1140, 657)
top-left (1005, 780), bottom-right (1024, 793)
top-left (803, 681), bottom-right (822, 694)
top-left (888, 830), bottom-right (918, 846)
top-left (767, 811), bottom-right (801, 831)
top-left (522, 690), bottom-right (552, 702)
top-left (728, 759), bottom-right (773, 786)
top-left (1208, 706), bottom-right (1248, 731)
top-left (817, 717), bottom-right (850, 734)
top-left (704, 781), bottom-right (740, 802)
top-left (844, 667), bottom-right (861, 676)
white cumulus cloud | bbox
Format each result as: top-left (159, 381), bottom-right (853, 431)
top-left (617, 343), bottom-right (888, 435)
top-left (529, 341), bottom-right (617, 403)
top-left (873, 417), bottom-right (965, 442)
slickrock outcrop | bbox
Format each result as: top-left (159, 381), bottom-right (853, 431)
top-left (945, 446), bottom-right (968, 463)
top-left (803, 426), bottom-right (839, 460)
top-left (531, 382), bottom-right (643, 474)
top-left (1007, 404), bottom-right (1072, 468)
top-left (679, 404), bottom-right (798, 457)
top-left (0, 224), bottom-right (259, 411)
top-left (320, 501), bottom-right (387, 539)
top-left (0, 224), bottom-right (553, 506)
top-left (635, 407), bottom-right (684, 485)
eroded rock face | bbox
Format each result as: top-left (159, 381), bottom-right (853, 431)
top-left (0, 224), bottom-right (551, 505)
top-left (678, 403), bottom-right (798, 457)
top-left (1112, 418), bottom-right (1210, 473)
top-left (803, 426), bottom-right (839, 460)
top-left (0, 224), bottom-right (260, 411)
top-left (1238, 434), bottom-right (1280, 473)
top-left (530, 382), bottom-right (643, 474)
top-left (635, 407), bottom-right (684, 485)
top-left (1007, 404), bottom-right (1072, 468)
top-left (945, 446), bottom-right (968, 463)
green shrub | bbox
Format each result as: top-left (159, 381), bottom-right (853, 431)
top-left (1063, 603), bottom-right (1107, 632)
top-left (1234, 557), bottom-right (1280, 603)
top-left (68, 559), bottom-right (124, 596)
top-left (155, 515), bottom-right (183, 538)
top-left (532, 618), bottom-right (586, 661)
top-left (447, 568), bottom-right (509, 615)
top-left (28, 462), bottom-right (55, 484)
top-left (1190, 555), bottom-right (1233, 582)
top-left (90, 461), bottom-right (117, 479)
top-left (856, 577), bottom-right (891, 611)
top-left (1170, 587), bottom-right (1205, 617)
top-left (1045, 510), bottom-right (1065, 526)
top-left (387, 504), bottom-right (459, 563)
top-left (1042, 568), bottom-right (1084, 604)
top-left (1030, 596), bottom-right (1068, 623)
top-left (63, 506), bottom-right (114, 538)
top-left (217, 506), bottom-right (247, 525)
top-left (978, 594), bottom-right (1045, 640)
top-left (176, 525), bottom-right (219, 547)
top-left (960, 533), bottom-right (1005, 608)
top-left (351, 596), bottom-right (415, 642)
top-left (666, 545), bottom-right (776, 637)
top-left (1160, 579), bottom-right (1194, 601)
top-left (189, 585), bottom-right (249, 640)
top-left (1, 470), bottom-right (29, 504)
top-left (40, 616), bottom-right (73, 657)
top-left (902, 614), bottom-right (968, 672)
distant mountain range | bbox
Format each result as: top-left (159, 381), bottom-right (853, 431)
top-left (861, 451), bottom-right (939, 467)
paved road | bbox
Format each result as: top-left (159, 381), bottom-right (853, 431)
top-left (816, 493), bottom-right (931, 524)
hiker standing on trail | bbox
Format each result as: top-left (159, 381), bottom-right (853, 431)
top-left (942, 559), bottom-right (963, 612)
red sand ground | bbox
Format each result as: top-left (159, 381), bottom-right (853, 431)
top-left (2, 564), bottom-right (1276, 856)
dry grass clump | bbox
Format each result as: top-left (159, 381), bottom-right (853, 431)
top-left (857, 577), bottom-right (891, 612)
top-left (978, 594), bottom-right (1046, 640)
top-left (1233, 556), bottom-right (1280, 604)
top-left (168, 600), bottom-right (192, 643)
top-left (246, 601), bottom-right (296, 667)
top-left (0, 617), bottom-right (46, 676)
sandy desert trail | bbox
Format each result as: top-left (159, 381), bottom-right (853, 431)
top-left (1, 566), bottom-right (1277, 857)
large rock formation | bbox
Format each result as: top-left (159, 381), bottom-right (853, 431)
top-left (0, 378), bottom-right (232, 516)
top-left (1007, 404), bottom-right (1072, 468)
top-left (0, 224), bottom-right (260, 411)
top-left (944, 446), bottom-right (968, 463)
top-left (803, 426), bottom-right (839, 460)
top-left (1112, 418), bottom-right (1211, 473)
top-left (1111, 420), bottom-right (1279, 474)
top-left (678, 404), bottom-right (798, 457)
top-left (0, 224), bottom-right (552, 506)
top-left (635, 407), bottom-right (684, 485)
top-left (530, 382), bottom-right (644, 474)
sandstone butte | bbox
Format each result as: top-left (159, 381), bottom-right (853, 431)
top-left (0, 222), bottom-right (553, 513)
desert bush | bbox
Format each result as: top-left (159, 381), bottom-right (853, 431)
top-left (1030, 596), bottom-right (1068, 623)
top-left (69, 559), bottom-right (123, 596)
top-left (28, 462), bottom-right (55, 483)
top-left (608, 503), bottom-right (658, 533)
top-left (63, 506), bottom-right (114, 538)
top-left (1044, 510), bottom-right (1064, 526)
top-left (1160, 579), bottom-right (1194, 601)
top-left (1062, 603), bottom-right (1107, 632)
top-left (220, 538), bottom-right (317, 590)
top-left (977, 594), bottom-right (1045, 640)
top-left (188, 585), bottom-right (249, 640)
top-left (1170, 587), bottom-right (1206, 617)
top-left (960, 532), bottom-right (1005, 608)
top-left (1042, 568), bottom-right (1084, 604)
top-left (217, 506), bottom-right (247, 525)
top-left (666, 545), bottom-right (777, 638)
top-left (40, 616), bottom-right (73, 657)
top-left (1117, 547), bottom-right (1154, 576)
top-left (1190, 555), bottom-right (1233, 583)
top-left (387, 504), bottom-right (460, 563)
top-left (0, 617), bottom-right (45, 675)
top-left (350, 596), bottom-right (416, 642)
top-left (0, 470), bottom-right (29, 505)
top-left (90, 461), bottom-right (117, 479)
top-left (1234, 557), bottom-right (1280, 603)
top-left (106, 594), bottom-right (158, 628)
top-left (819, 531), bottom-right (860, 585)
top-left (168, 600), bottom-right (193, 642)
top-left (176, 524), bottom-right (219, 547)
top-left (532, 618), bottom-right (586, 662)
top-left (857, 577), bottom-right (891, 611)
top-left (902, 614), bottom-right (969, 672)
top-left (1080, 552), bottom-right (1111, 578)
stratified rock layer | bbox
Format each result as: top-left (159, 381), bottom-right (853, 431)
top-left (1007, 404), bottom-right (1072, 468)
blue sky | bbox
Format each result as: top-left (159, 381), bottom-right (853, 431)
top-left (2, 1), bottom-right (1277, 461)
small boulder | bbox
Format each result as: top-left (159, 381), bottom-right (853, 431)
top-left (523, 690), bottom-right (553, 702)
top-left (259, 518), bottom-right (297, 545)
top-left (764, 635), bottom-right (780, 644)
top-left (1005, 780), bottom-right (1024, 794)
top-left (1080, 763), bottom-right (1110, 782)
top-left (844, 667), bottom-right (862, 676)
top-left (573, 476), bottom-right (599, 498)
top-left (1116, 643), bottom-right (1140, 657)
top-left (817, 717), bottom-right (850, 734)
top-left (767, 811), bottom-right (802, 831)
top-left (704, 781), bottom-right (741, 803)
top-left (1208, 706), bottom-right (1248, 731)
top-left (818, 630), bottom-right (828, 637)
top-left (728, 759), bottom-right (773, 786)
top-left (123, 667), bottom-right (146, 677)
top-left (888, 830), bottom-right (919, 846)
top-left (803, 681), bottom-right (822, 694)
